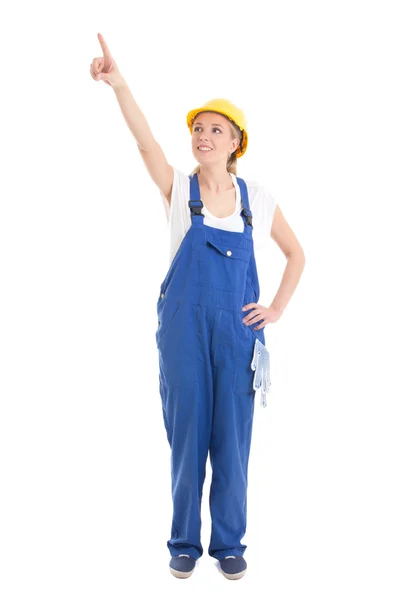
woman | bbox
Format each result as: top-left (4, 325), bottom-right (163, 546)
top-left (90, 33), bottom-right (306, 580)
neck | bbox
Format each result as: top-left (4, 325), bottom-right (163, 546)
top-left (197, 166), bottom-right (233, 194)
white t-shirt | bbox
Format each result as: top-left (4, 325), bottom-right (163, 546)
top-left (159, 167), bottom-right (277, 269)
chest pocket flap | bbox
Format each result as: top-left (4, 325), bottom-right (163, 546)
top-left (205, 238), bottom-right (251, 262)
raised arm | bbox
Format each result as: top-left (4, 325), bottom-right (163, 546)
top-left (90, 33), bottom-right (174, 204)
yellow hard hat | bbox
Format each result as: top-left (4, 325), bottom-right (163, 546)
top-left (186, 98), bottom-right (248, 158)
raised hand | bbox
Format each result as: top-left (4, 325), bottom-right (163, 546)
top-left (89, 33), bottom-right (125, 88)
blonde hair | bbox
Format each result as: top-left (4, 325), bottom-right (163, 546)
top-left (190, 117), bottom-right (242, 176)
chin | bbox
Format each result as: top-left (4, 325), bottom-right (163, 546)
top-left (194, 150), bottom-right (215, 160)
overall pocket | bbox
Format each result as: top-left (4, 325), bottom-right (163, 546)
top-left (195, 238), bottom-right (251, 292)
top-left (155, 295), bottom-right (181, 348)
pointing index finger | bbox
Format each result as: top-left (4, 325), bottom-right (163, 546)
top-left (97, 32), bottom-right (111, 58)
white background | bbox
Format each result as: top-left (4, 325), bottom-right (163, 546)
top-left (1, 0), bottom-right (399, 598)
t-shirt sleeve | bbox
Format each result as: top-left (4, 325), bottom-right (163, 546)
top-left (159, 167), bottom-right (192, 264)
top-left (249, 181), bottom-right (278, 240)
top-left (159, 167), bottom-right (188, 221)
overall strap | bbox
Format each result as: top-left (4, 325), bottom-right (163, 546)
top-left (188, 173), bottom-right (205, 225)
top-left (236, 176), bottom-right (253, 229)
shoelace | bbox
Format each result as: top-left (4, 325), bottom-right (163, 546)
top-left (251, 338), bottom-right (271, 407)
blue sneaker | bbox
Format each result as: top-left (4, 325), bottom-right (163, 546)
top-left (169, 554), bottom-right (196, 578)
top-left (219, 555), bottom-right (247, 580)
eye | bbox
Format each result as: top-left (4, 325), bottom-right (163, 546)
top-left (193, 126), bottom-right (222, 134)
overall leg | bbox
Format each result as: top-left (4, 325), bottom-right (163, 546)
top-left (208, 307), bottom-right (256, 560)
top-left (158, 302), bottom-right (214, 559)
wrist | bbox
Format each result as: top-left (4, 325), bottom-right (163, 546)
top-left (113, 78), bottom-right (128, 92)
top-left (271, 302), bottom-right (284, 317)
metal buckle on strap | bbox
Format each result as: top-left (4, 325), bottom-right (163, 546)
top-left (188, 201), bottom-right (204, 216)
top-left (242, 208), bottom-right (253, 227)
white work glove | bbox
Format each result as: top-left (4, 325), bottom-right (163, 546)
top-left (251, 338), bottom-right (271, 407)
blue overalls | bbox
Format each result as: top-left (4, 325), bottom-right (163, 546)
top-left (155, 172), bottom-right (271, 561)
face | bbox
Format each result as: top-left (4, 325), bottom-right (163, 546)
top-left (191, 111), bottom-right (240, 162)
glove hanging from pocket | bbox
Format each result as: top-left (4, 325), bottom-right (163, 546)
top-left (251, 338), bottom-right (271, 407)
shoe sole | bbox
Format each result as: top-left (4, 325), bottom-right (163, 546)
top-left (170, 566), bottom-right (195, 578)
top-left (220, 568), bottom-right (247, 580)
